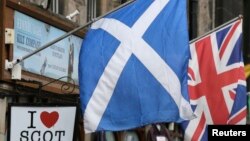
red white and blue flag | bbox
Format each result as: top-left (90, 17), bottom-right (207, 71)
top-left (182, 19), bottom-right (247, 141)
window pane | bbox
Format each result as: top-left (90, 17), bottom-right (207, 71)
top-left (215, 0), bottom-right (243, 27)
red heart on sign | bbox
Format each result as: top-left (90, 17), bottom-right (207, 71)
top-left (40, 111), bottom-right (59, 128)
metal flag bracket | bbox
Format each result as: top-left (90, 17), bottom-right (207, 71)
top-left (5, 59), bottom-right (22, 80)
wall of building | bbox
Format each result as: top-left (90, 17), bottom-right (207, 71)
top-left (27, 0), bottom-right (88, 25)
top-left (100, 0), bottom-right (121, 15)
top-left (197, 0), bottom-right (212, 36)
top-left (62, 0), bottom-right (87, 25)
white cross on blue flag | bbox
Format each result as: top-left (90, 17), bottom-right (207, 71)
top-left (79, 0), bottom-right (195, 133)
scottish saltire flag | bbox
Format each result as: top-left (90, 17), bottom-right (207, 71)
top-left (182, 19), bottom-right (247, 141)
top-left (79, 0), bottom-right (195, 133)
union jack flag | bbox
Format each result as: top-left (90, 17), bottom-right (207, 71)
top-left (182, 19), bottom-right (247, 141)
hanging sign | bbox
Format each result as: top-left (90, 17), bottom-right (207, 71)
top-left (8, 104), bottom-right (77, 141)
top-left (14, 11), bottom-right (82, 84)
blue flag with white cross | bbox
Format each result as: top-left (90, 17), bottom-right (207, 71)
top-left (79, 0), bottom-right (195, 133)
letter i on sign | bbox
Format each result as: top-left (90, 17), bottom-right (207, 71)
top-left (28, 111), bottom-right (36, 129)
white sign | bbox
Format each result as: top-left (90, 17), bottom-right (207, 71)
top-left (9, 105), bottom-right (77, 141)
top-left (156, 136), bottom-right (168, 141)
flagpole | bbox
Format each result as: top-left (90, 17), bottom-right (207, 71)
top-left (189, 15), bottom-right (243, 44)
top-left (11, 0), bottom-right (136, 66)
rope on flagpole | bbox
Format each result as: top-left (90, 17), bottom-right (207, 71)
top-left (10, 0), bottom-right (136, 66)
top-left (189, 15), bottom-right (243, 44)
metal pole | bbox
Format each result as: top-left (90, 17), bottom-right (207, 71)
top-left (14, 0), bottom-right (135, 65)
top-left (189, 15), bottom-right (242, 44)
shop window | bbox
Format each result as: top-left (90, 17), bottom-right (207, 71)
top-left (189, 0), bottom-right (198, 39)
top-left (87, 0), bottom-right (97, 21)
top-left (214, 0), bottom-right (243, 27)
top-left (188, 0), bottom-right (243, 40)
top-left (50, 0), bottom-right (59, 14)
top-left (26, 0), bottom-right (88, 25)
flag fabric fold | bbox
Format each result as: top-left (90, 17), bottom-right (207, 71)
top-left (79, 0), bottom-right (195, 133)
top-left (183, 19), bottom-right (247, 141)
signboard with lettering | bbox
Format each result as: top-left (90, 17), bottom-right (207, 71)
top-left (8, 105), bottom-right (77, 141)
top-left (14, 11), bottom-right (82, 84)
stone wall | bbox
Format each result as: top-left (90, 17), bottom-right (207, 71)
top-left (197, 0), bottom-right (212, 36)
top-left (62, 0), bottom-right (87, 25)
